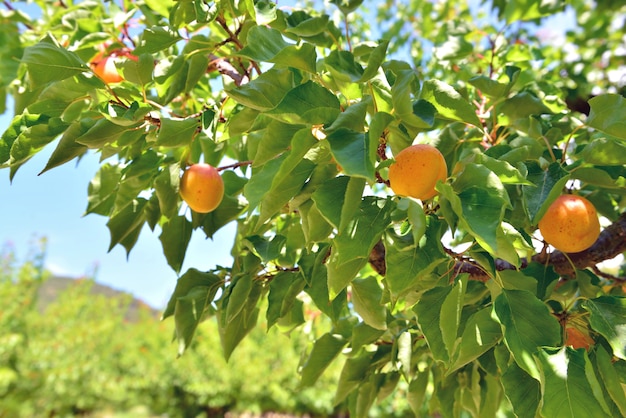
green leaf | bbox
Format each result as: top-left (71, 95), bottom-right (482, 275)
top-left (300, 333), bottom-right (347, 387)
top-left (154, 163), bottom-right (180, 219)
top-left (587, 94), bottom-right (626, 140)
top-left (594, 346), bottom-right (626, 417)
top-left (327, 197), bottom-right (392, 298)
top-left (473, 153), bottom-right (533, 185)
top-left (119, 53), bottom-right (154, 85)
top-left (358, 40), bottom-right (389, 83)
top-left (414, 286), bottom-right (452, 363)
top-left (21, 35), bottom-right (86, 86)
top-left (254, 0), bottom-right (277, 25)
top-left (257, 159), bottom-right (316, 227)
top-left (468, 75), bottom-right (509, 98)
top-left (162, 267), bottom-right (222, 320)
top-left (330, 0), bottom-right (364, 14)
top-left (493, 289), bottom-right (561, 379)
top-left (226, 68), bottom-right (294, 111)
top-left (85, 163), bottom-right (122, 216)
top-left (300, 247), bottom-right (347, 322)
top-left (421, 79), bottom-right (481, 127)
top-left (500, 362), bottom-right (541, 418)
top-left (135, 26), bottom-right (182, 54)
top-left (0, 114), bottom-right (50, 165)
top-left (440, 278), bottom-right (467, 359)
top-left (312, 176), bottom-right (366, 232)
top-left (579, 136), bottom-right (626, 165)
top-left (385, 217), bottom-right (447, 298)
top-left (224, 274), bottom-right (254, 325)
top-left (583, 296), bottom-right (626, 360)
top-left (267, 81), bottom-right (340, 125)
top-left (389, 69), bottom-right (433, 129)
top-left (523, 162), bottom-right (570, 224)
top-left (499, 92), bottom-right (551, 122)
top-left (407, 371), bottom-right (430, 417)
top-left (159, 215), bottom-right (192, 273)
top-left (105, 198), bottom-right (147, 255)
top-left (351, 276), bottom-right (386, 330)
top-left (284, 11), bottom-right (329, 36)
top-left (335, 353), bottom-right (374, 404)
top-left (267, 271), bottom-right (306, 328)
top-left (254, 120), bottom-right (302, 166)
top-left (396, 331), bottom-right (412, 379)
top-left (442, 164), bottom-right (517, 264)
top-left (351, 322), bottom-right (384, 350)
top-left (450, 308), bottom-right (502, 372)
top-left (200, 193), bottom-right (248, 238)
top-left (39, 122), bottom-right (89, 174)
top-left (174, 285), bottom-right (211, 356)
top-left (218, 297), bottom-right (260, 361)
top-left (538, 348), bottom-right (612, 418)
top-left (75, 119), bottom-right (138, 148)
top-left (299, 200), bottom-right (334, 243)
top-left (325, 50), bottom-right (364, 82)
top-left (326, 97), bottom-right (371, 133)
top-left (238, 26), bottom-right (317, 73)
top-left (326, 129), bottom-right (376, 181)
top-left (246, 235), bottom-right (287, 263)
top-left (157, 117), bottom-right (199, 147)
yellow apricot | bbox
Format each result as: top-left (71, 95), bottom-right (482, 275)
top-left (538, 194), bottom-right (600, 253)
top-left (179, 163), bottom-right (224, 213)
top-left (388, 144), bottom-right (447, 200)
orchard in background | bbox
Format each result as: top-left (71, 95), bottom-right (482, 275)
top-left (1, 0), bottom-right (626, 417)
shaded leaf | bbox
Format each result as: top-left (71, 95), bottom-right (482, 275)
top-left (587, 94), bottom-right (626, 141)
top-left (351, 276), bottom-right (386, 330)
top-left (159, 215), bottom-right (192, 273)
top-left (583, 296), bottom-right (626, 360)
top-left (300, 333), bottom-right (347, 387)
top-left (493, 289), bottom-right (561, 379)
top-left (538, 348), bottom-right (612, 418)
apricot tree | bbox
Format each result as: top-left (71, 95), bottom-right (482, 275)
top-left (1, 0), bottom-right (625, 416)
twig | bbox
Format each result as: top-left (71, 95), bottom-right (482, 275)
top-left (218, 160), bottom-right (253, 172)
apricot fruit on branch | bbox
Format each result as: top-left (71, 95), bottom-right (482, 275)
top-left (179, 163), bottom-right (224, 213)
top-left (388, 144), bottom-right (447, 200)
top-left (538, 194), bottom-right (601, 253)
top-left (91, 55), bottom-right (123, 84)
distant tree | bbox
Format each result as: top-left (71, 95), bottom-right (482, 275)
top-left (1, 1), bottom-right (625, 416)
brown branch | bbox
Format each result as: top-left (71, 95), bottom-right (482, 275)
top-left (208, 54), bottom-right (249, 86)
top-left (368, 212), bottom-right (626, 281)
top-left (217, 160), bottom-right (252, 172)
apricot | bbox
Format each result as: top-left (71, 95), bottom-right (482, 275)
top-left (91, 55), bottom-right (123, 84)
top-left (179, 163), bottom-right (224, 213)
top-left (538, 194), bottom-right (600, 253)
top-left (388, 144), bottom-right (447, 200)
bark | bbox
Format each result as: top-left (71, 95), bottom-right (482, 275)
top-left (369, 212), bottom-right (626, 281)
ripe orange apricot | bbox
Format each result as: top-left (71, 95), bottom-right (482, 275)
top-left (538, 194), bottom-right (600, 253)
top-left (91, 55), bottom-right (123, 84)
top-left (388, 144), bottom-right (447, 200)
top-left (179, 163), bottom-right (224, 213)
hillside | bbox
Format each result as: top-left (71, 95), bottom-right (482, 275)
top-left (36, 275), bottom-right (161, 322)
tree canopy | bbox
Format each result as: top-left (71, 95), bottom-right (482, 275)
top-left (1, 0), bottom-right (626, 416)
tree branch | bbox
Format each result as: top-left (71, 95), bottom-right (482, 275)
top-left (208, 54), bottom-right (249, 86)
top-left (368, 212), bottom-right (626, 281)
